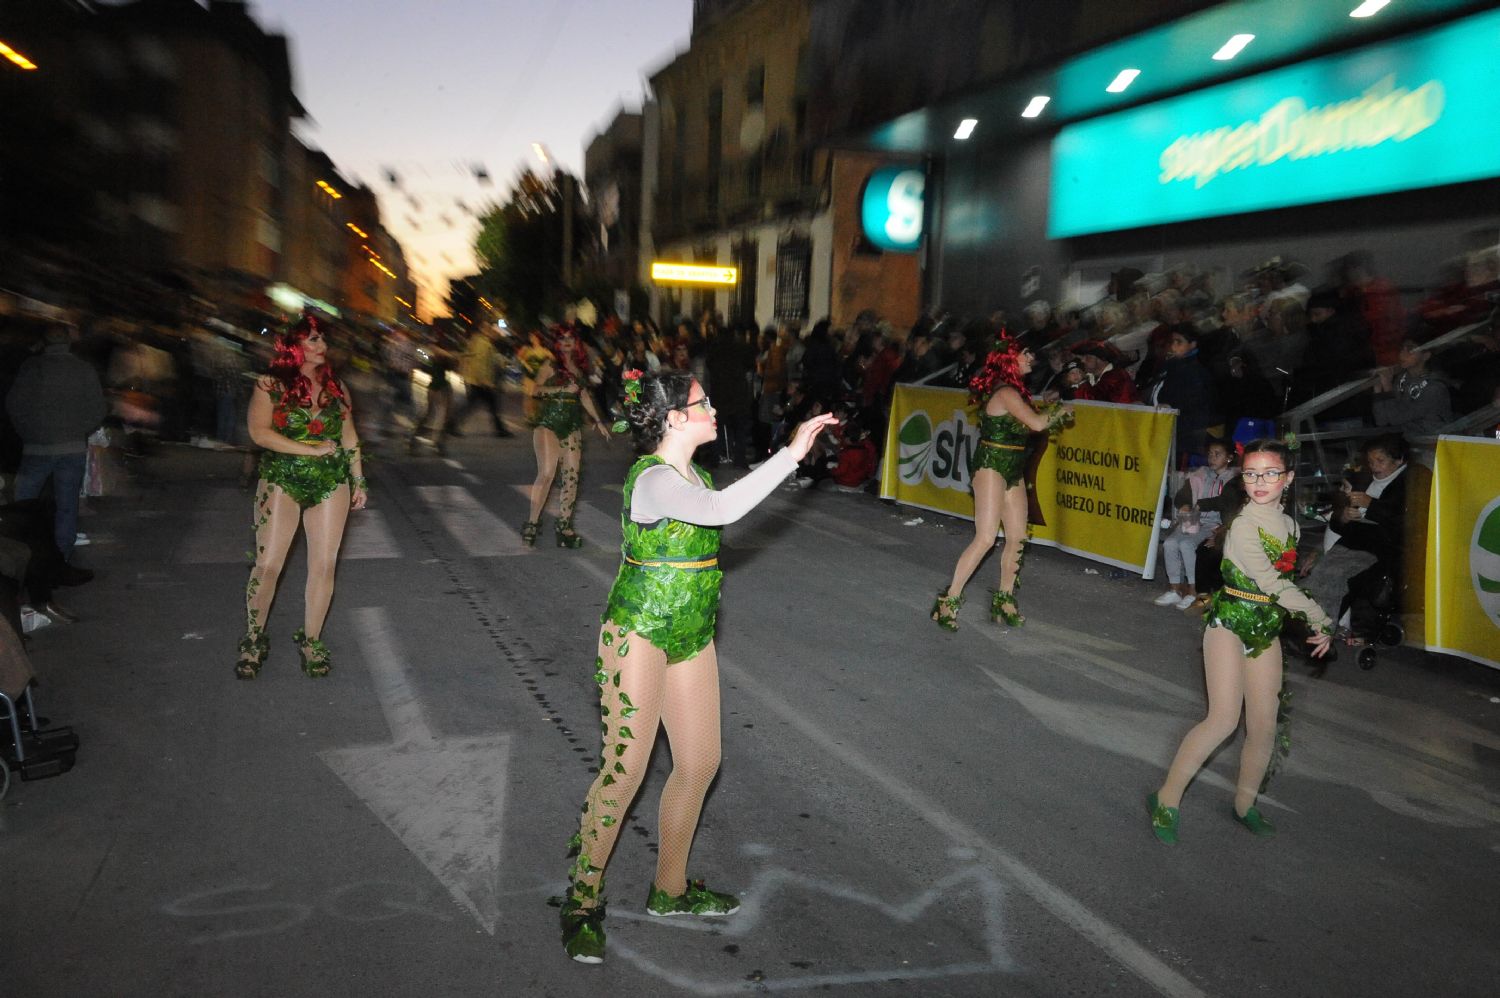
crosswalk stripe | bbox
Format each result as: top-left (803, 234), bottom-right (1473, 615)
top-left (414, 485), bottom-right (526, 556)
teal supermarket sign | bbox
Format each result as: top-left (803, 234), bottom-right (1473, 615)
top-left (861, 165), bottom-right (926, 252)
top-left (1049, 7), bottom-right (1500, 238)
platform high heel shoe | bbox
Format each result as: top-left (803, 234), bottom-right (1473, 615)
top-left (520, 518), bottom-right (542, 546)
top-left (555, 517), bottom-right (583, 549)
top-left (989, 588), bottom-right (1024, 627)
top-left (234, 627), bottom-right (269, 680)
top-left (293, 628), bottom-right (331, 678)
top-left (930, 588), bottom-right (963, 631)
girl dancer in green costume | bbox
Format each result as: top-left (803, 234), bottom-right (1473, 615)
top-left (1148, 439), bottom-right (1333, 843)
top-left (239, 315), bottom-right (367, 679)
top-left (933, 334), bottom-right (1070, 630)
top-left (521, 326), bottom-right (609, 547)
top-left (558, 369), bottom-right (837, 964)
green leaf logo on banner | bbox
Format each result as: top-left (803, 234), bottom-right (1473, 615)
top-left (897, 413), bottom-right (934, 484)
top-left (1472, 497), bottom-right (1500, 629)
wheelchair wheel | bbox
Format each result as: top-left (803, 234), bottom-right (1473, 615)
top-left (1358, 647), bottom-right (1377, 670)
top-left (1379, 621), bottom-right (1404, 647)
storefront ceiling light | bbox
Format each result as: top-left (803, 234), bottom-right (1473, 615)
top-left (1350, 0), bottom-right (1391, 16)
top-left (1106, 69), bottom-right (1140, 93)
top-left (1212, 34), bottom-right (1255, 61)
top-left (953, 118), bottom-right (978, 140)
top-left (1021, 96), bottom-right (1051, 118)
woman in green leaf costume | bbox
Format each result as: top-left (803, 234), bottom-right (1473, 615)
top-left (520, 326), bottom-right (609, 548)
top-left (558, 368), bottom-right (837, 964)
top-left (933, 333), bottom-right (1072, 630)
top-left (1148, 439), bottom-right (1333, 844)
top-left (239, 315), bottom-right (368, 680)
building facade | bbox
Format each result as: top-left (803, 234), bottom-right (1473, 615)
top-left (0, 0), bottom-right (410, 325)
top-left (644, 0), bottom-right (924, 331)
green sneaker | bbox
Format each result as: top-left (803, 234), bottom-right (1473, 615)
top-left (1147, 792), bottom-right (1179, 845)
top-left (559, 899), bottom-right (605, 964)
top-left (1233, 806), bottom-right (1277, 838)
top-left (646, 879), bottom-right (741, 917)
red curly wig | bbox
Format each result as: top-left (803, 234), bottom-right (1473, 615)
top-left (266, 313), bottom-right (346, 409)
top-left (967, 331), bottom-right (1031, 407)
top-left (548, 323), bottom-right (590, 385)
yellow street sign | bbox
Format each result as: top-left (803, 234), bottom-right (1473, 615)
top-left (651, 262), bottom-right (737, 286)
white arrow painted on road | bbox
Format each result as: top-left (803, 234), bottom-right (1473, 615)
top-left (320, 606), bottom-right (510, 933)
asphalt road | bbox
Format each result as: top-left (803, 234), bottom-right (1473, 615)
top-left (4, 406), bottom-right (1499, 997)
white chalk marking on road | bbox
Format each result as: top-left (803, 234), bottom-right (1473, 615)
top-left (719, 653), bottom-right (1208, 998)
top-left (320, 607), bottom-right (511, 933)
top-left (442, 457), bottom-right (465, 471)
top-left (463, 472), bottom-right (482, 485)
top-left (610, 864), bottom-right (1012, 992)
top-left (413, 485), bottom-right (525, 556)
top-left (175, 509), bottom-right (401, 563)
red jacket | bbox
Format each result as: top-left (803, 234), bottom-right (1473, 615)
top-left (831, 439), bottom-right (879, 487)
top-left (1073, 366), bottom-right (1139, 404)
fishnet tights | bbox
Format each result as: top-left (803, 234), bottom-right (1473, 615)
top-left (528, 428), bottom-right (583, 522)
top-left (245, 482), bottom-right (349, 640)
top-left (1158, 625), bottom-right (1283, 815)
top-left (571, 633), bottom-right (722, 905)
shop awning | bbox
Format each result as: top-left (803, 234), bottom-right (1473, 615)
top-left (853, 0), bottom-right (1492, 153)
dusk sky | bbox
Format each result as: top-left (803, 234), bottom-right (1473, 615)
top-left (245, 0), bottom-right (695, 317)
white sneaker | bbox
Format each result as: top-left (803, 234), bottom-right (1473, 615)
top-left (20, 605), bottom-right (53, 633)
top-left (1175, 594), bottom-right (1198, 610)
top-left (1152, 591), bottom-right (1181, 606)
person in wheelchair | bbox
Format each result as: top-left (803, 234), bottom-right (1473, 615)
top-left (1302, 435), bottom-right (1409, 650)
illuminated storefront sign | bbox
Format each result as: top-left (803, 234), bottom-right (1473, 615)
top-left (861, 166), bottom-right (926, 252)
top-left (650, 262), bottom-right (738, 285)
top-left (1049, 7), bottom-right (1500, 237)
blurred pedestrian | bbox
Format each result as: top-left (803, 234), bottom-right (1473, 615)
top-left (5, 323), bottom-right (106, 561)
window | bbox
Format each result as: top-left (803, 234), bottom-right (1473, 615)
top-left (774, 236), bottom-right (810, 322)
top-left (745, 64), bottom-right (764, 106)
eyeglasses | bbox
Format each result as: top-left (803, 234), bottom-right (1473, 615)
top-left (684, 396), bottom-right (714, 412)
top-left (1241, 469), bottom-right (1288, 484)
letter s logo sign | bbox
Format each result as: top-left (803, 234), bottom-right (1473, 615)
top-left (862, 166), bottom-right (925, 252)
top-left (885, 170), bottom-right (925, 245)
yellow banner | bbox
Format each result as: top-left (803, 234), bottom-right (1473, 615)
top-left (882, 386), bottom-right (1177, 574)
top-left (1424, 436), bottom-right (1500, 670)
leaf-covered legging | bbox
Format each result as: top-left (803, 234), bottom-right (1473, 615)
top-left (569, 630), bottom-right (722, 905)
top-left (245, 482), bottom-right (349, 640)
top-left (528, 427), bottom-right (582, 523)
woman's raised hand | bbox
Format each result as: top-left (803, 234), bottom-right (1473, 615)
top-left (786, 412), bottom-right (840, 462)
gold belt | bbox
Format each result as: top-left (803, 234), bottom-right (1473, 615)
top-left (980, 441), bottom-right (1026, 451)
top-left (538, 394), bottom-right (579, 404)
top-left (1222, 586), bottom-right (1272, 604)
top-left (624, 554), bottom-right (719, 570)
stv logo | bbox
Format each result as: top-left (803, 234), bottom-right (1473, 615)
top-left (897, 410), bottom-right (976, 491)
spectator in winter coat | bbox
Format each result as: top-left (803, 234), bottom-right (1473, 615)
top-left (1148, 328), bottom-right (1219, 461)
top-left (1372, 339), bottom-right (1453, 435)
top-left (5, 324), bottom-right (107, 561)
top-left (1293, 290), bottom-right (1375, 424)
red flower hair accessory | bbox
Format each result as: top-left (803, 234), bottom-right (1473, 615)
top-left (621, 368), bottom-right (644, 405)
